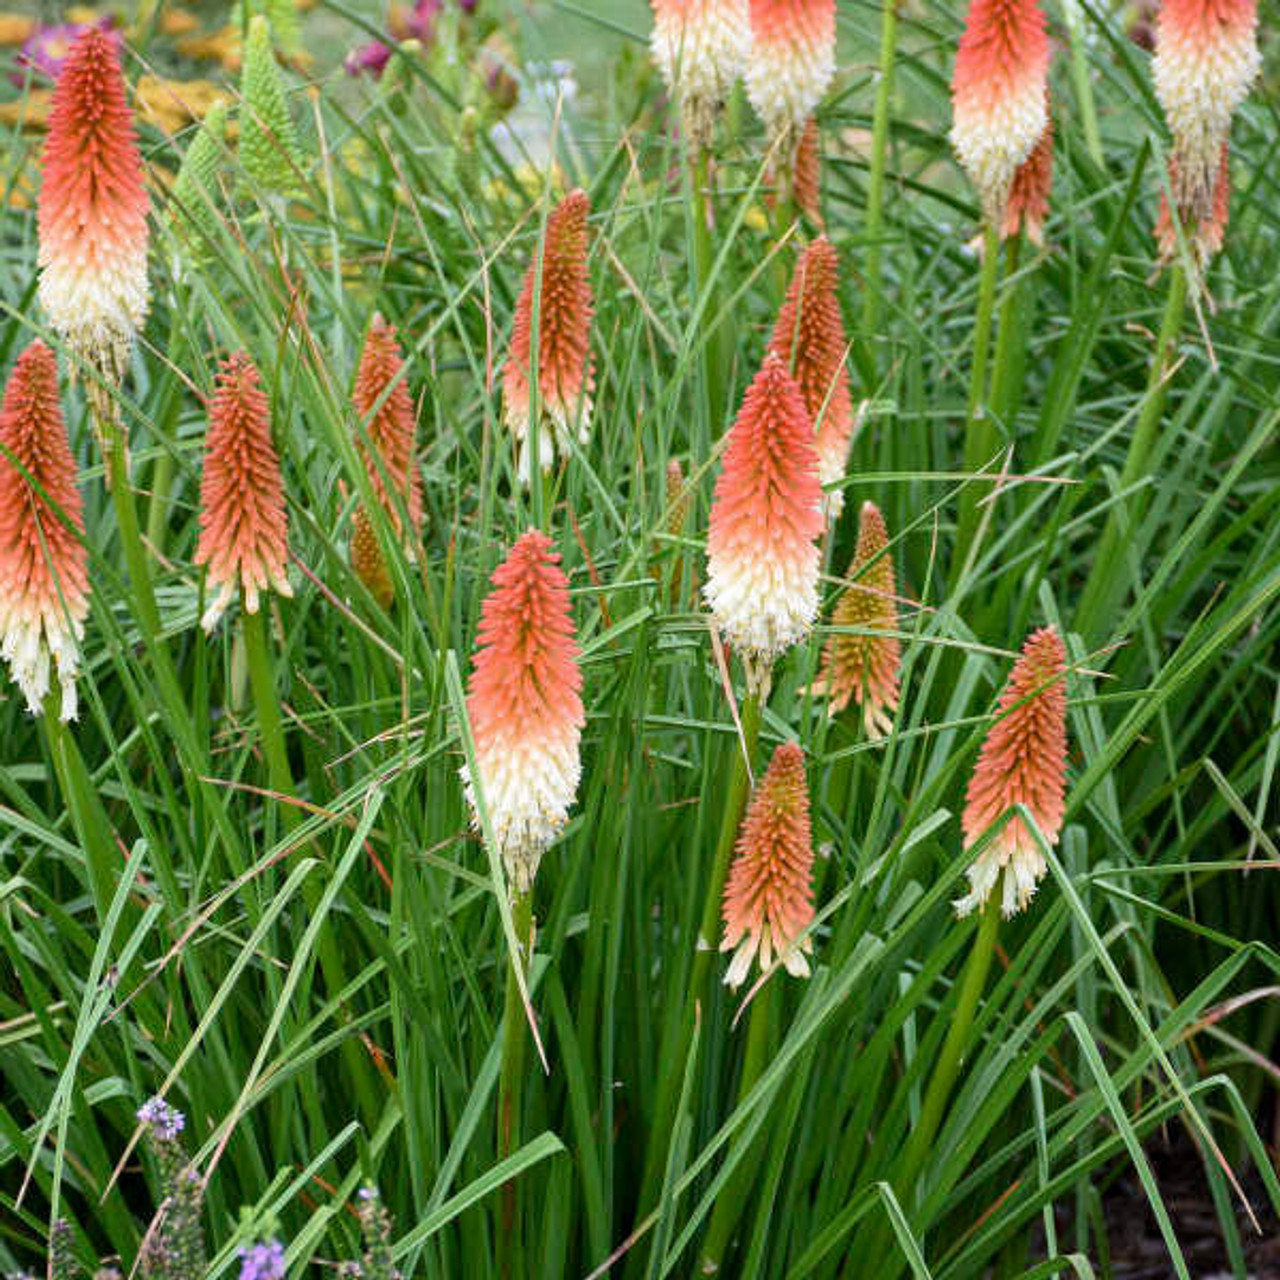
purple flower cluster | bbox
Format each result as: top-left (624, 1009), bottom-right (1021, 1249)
top-left (238, 1238), bottom-right (286, 1280)
top-left (10, 18), bottom-right (118, 87)
top-left (137, 1096), bottom-right (185, 1141)
top-left (344, 0), bottom-right (474, 79)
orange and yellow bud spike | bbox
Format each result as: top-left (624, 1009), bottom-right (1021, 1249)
top-left (746, 0), bottom-right (836, 156)
top-left (950, 0), bottom-right (1050, 227)
top-left (767, 236), bottom-right (853, 521)
top-left (349, 315), bottom-right (421, 607)
top-left (721, 741), bottom-right (816, 987)
top-left (37, 28), bottom-right (149, 394)
top-left (350, 504), bottom-right (394, 610)
top-left (1153, 0), bottom-right (1257, 220)
top-left (463, 529), bottom-right (584, 896)
top-left (957, 626), bottom-right (1068, 918)
top-left (809, 501), bottom-right (901, 736)
top-left (502, 190), bottom-right (595, 482)
top-left (704, 353), bottom-right (823, 695)
top-left (0, 342), bottom-right (89, 721)
top-left (649, 0), bottom-right (751, 150)
top-left (194, 352), bottom-right (292, 631)
top-left (792, 116), bottom-right (824, 227)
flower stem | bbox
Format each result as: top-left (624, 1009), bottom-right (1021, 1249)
top-left (497, 889), bottom-right (535, 1280)
top-left (861, 896), bottom-right (1002, 1278)
top-left (862, 0), bottom-right (901, 342)
top-left (1063, 0), bottom-right (1104, 170)
top-left (692, 148), bottom-right (729, 434)
top-left (636, 692), bottom-right (763, 1219)
top-left (1074, 262), bottom-right (1188, 647)
top-left (952, 227), bottom-right (1004, 590)
top-left (242, 602), bottom-right (382, 1126)
top-left (698, 981), bottom-right (775, 1272)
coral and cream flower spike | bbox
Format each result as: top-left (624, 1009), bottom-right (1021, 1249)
top-left (194, 352), bottom-right (293, 632)
top-left (721, 741), bottom-right (816, 987)
top-left (349, 315), bottom-right (422, 607)
top-left (0, 342), bottom-right (90, 722)
top-left (502, 189), bottom-right (595, 483)
top-left (746, 0), bottom-right (836, 157)
top-left (463, 530), bottom-right (584, 896)
top-left (956, 626), bottom-right (1068, 919)
top-left (649, 0), bottom-right (751, 151)
top-left (950, 0), bottom-right (1050, 229)
top-left (1152, 0), bottom-right (1258, 221)
top-left (767, 236), bottom-right (853, 522)
top-left (37, 27), bottom-right (149, 412)
top-left (704, 353), bottom-right (823, 697)
top-left (809, 501), bottom-right (901, 737)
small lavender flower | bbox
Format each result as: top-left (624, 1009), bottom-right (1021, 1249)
top-left (354, 1188), bottom-right (398, 1280)
top-left (137, 1097), bottom-right (185, 1142)
top-left (237, 1239), bottom-right (286, 1280)
top-left (50, 1220), bottom-right (78, 1280)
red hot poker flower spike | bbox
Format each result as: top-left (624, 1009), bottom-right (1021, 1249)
top-left (650, 0), bottom-right (751, 150)
top-left (704, 353), bottom-right (823, 696)
top-left (809, 501), bottom-right (901, 736)
top-left (502, 190), bottom-right (595, 482)
top-left (767, 236), bottom-right (854, 521)
top-left (746, 0), bottom-right (837, 156)
top-left (950, 0), bottom-right (1050, 227)
top-left (792, 116), bottom-right (824, 227)
top-left (463, 529), bottom-right (585, 896)
top-left (0, 341), bottom-right (89, 721)
top-left (957, 626), bottom-right (1068, 918)
top-left (194, 352), bottom-right (292, 631)
top-left (1153, 0), bottom-right (1258, 219)
top-left (37, 27), bottom-right (149, 387)
top-left (721, 741), bottom-right (816, 987)
top-left (352, 314), bottom-right (422, 539)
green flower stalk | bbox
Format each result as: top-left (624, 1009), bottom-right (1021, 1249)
top-left (168, 101), bottom-right (229, 264)
top-left (240, 16), bottom-right (302, 195)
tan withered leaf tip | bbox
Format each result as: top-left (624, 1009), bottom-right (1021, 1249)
top-left (721, 741), bottom-right (816, 987)
top-left (808, 500), bottom-right (901, 737)
top-left (956, 626), bottom-right (1068, 919)
top-left (194, 352), bottom-right (292, 632)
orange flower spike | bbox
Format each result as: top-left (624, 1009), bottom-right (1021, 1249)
top-left (746, 0), bottom-right (836, 155)
top-left (950, 0), bottom-right (1050, 227)
top-left (463, 529), bottom-right (585, 895)
top-left (37, 28), bottom-right (149, 386)
top-left (810, 501), bottom-right (901, 736)
top-left (1156, 143), bottom-right (1230, 268)
top-left (0, 342), bottom-right (89, 721)
top-left (792, 116), bottom-right (824, 228)
top-left (502, 189), bottom-right (595, 482)
top-left (704, 353), bottom-right (823, 696)
top-left (721, 741), bottom-right (816, 987)
top-left (1002, 109), bottom-right (1053, 244)
top-left (957, 626), bottom-right (1068, 918)
top-left (352, 313), bottom-right (422, 540)
top-left (194, 352), bottom-right (292, 631)
top-left (650, 0), bottom-right (751, 149)
top-left (350, 505), bottom-right (394, 610)
top-left (767, 236), bottom-right (853, 521)
top-left (1153, 0), bottom-right (1258, 219)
